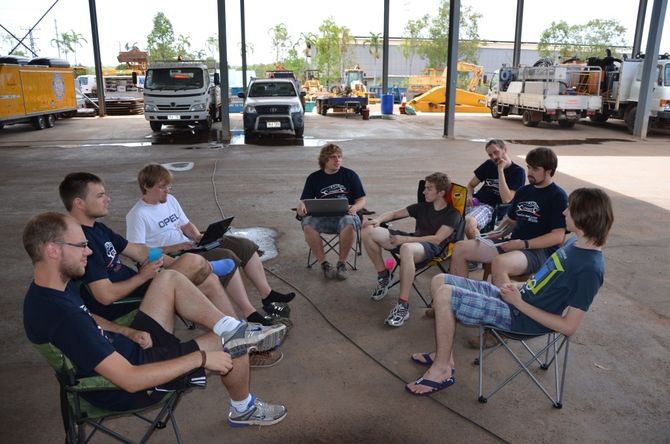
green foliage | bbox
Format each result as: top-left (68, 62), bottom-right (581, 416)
top-left (206, 35), bottom-right (219, 59)
top-left (313, 18), bottom-right (353, 87)
top-left (175, 34), bottom-right (192, 59)
top-left (417, 0), bottom-right (482, 68)
top-left (51, 30), bottom-right (87, 64)
top-left (402, 17), bottom-right (428, 74)
top-left (365, 32), bottom-right (382, 86)
top-left (146, 12), bottom-right (176, 61)
top-left (538, 19), bottom-right (627, 60)
top-left (270, 23), bottom-right (290, 63)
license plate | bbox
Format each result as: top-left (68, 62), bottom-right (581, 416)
top-left (266, 121), bottom-right (281, 128)
top-left (167, 115), bottom-right (180, 120)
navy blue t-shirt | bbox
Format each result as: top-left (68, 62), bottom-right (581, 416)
top-left (24, 281), bottom-right (149, 410)
top-left (473, 160), bottom-right (526, 207)
top-left (507, 182), bottom-right (567, 249)
top-left (300, 166), bottom-right (365, 205)
top-left (81, 222), bottom-right (137, 320)
top-left (510, 237), bottom-right (605, 333)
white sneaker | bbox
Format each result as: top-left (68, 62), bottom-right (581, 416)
top-left (222, 321), bottom-right (286, 358)
top-left (228, 394), bottom-right (287, 427)
top-left (370, 275), bottom-right (391, 301)
top-left (385, 302), bottom-right (410, 327)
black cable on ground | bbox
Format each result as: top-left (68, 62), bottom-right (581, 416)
top-left (264, 266), bottom-right (510, 444)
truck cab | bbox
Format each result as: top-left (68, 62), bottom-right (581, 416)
top-left (142, 61), bottom-right (220, 132)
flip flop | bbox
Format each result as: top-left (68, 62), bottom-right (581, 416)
top-left (410, 352), bottom-right (434, 367)
top-left (405, 376), bottom-right (455, 396)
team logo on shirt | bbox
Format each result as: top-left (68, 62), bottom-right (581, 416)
top-left (523, 249), bottom-right (565, 296)
top-left (80, 304), bottom-right (105, 337)
top-left (104, 241), bottom-right (119, 269)
top-left (158, 213), bottom-right (180, 228)
top-left (515, 201), bottom-right (541, 223)
top-left (319, 184), bottom-right (349, 198)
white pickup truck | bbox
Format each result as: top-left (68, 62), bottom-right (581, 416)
top-left (141, 61), bottom-right (220, 132)
top-left (486, 65), bottom-right (603, 128)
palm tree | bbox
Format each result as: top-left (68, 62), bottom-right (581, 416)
top-left (365, 32), bottom-right (382, 87)
top-left (66, 31), bottom-right (87, 65)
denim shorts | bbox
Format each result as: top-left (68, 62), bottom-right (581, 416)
top-left (443, 274), bottom-right (512, 329)
top-left (301, 213), bottom-right (361, 234)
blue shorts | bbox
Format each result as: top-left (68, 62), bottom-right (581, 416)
top-left (443, 274), bottom-right (512, 329)
top-left (388, 229), bottom-right (442, 267)
top-left (301, 213), bottom-right (361, 234)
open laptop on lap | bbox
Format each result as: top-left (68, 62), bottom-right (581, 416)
top-left (303, 198), bottom-right (349, 217)
top-left (182, 216), bottom-right (234, 253)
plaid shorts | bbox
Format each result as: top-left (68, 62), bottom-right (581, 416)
top-left (443, 275), bottom-right (512, 329)
top-left (465, 204), bottom-right (494, 230)
top-left (301, 213), bottom-right (361, 233)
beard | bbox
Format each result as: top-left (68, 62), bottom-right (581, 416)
top-left (59, 260), bottom-right (85, 281)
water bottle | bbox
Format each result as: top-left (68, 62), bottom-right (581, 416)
top-left (147, 247), bottom-right (163, 262)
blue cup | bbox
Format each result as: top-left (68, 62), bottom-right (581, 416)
top-left (147, 247), bottom-right (163, 262)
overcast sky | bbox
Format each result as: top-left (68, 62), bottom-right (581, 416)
top-left (1, 0), bottom-right (668, 67)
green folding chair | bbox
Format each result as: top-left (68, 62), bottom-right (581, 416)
top-left (34, 342), bottom-right (187, 443)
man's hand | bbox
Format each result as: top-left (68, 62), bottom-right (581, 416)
top-left (205, 351), bottom-right (234, 375)
top-left (365, 217), bottom-right (380, 228)
top-left (496, 151), bottom-right (510, 171)
top-left (497, 239), bottom-right (524, 252)
top-left (128, 329), bottom-right (153, 349)
top-left (138, 257), bottom-right (163, 279)
top-left (389, 234), bottom-right (404, 246)
top-left (347, 205), bottom-right (358, 215)
top-left (499, 283), bottom-right (523, 306)
top-left (175, 241), bottom-right (195, 251)
top-left (296, 202), bottom-right (307, 217)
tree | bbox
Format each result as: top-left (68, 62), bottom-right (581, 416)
top-left (270, 23), bottom-right (290, 63)
top-left (176, 34), bottom-right (192, 59)
top-left (402, 17), bottom-right (428, 75)
top-left (313, 19), bottom-right (354, 87)
top-left (206, 35), bottom-right (219, 59)
top-left (365, 32), bottom-right (382, 86)
top-left (416, 0), bottom-right (482, 68)
top-left (538, 19), bottom-right (627, 60)
top-left (124, 42), bottom-right (139, 51)
top-left (66, 31), bottom-right (87, 65)
top-left (146, 12), bottom-right (176, 61)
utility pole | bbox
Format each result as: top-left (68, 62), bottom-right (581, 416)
top-left (21, 27), bottom-right (39, 54)
top-left (54, 19), bottom-right (60, 58)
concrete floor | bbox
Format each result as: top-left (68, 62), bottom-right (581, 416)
top-left (1, 108), bottom-right (669, 443)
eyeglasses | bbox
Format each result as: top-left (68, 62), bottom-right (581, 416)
top-left (54, 241), bottom-right (89, 249)
top-left (158, 184), bottom-right (172, 191)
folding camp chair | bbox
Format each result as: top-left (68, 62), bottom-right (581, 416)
top-left (35, 342), bottom-right (188, 444)
top-left (386, 180), bottom-right (468, 307)
top-left (306, 223), bottom-right (362, 270)
top-left (472, 325), bottom-right (570, 408)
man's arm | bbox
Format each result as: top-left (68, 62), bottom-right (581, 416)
top-left (95, 349), bottom-right (233, 393)
top-left (180, 222), bottom-right (203, 243)
top-left (390, 224), bottom-right (454, 247)
top-left (499, 284), bottom-right (586, 336)
top-left (348, 196), bottom-right (366, 215)
top-left (497, 158), bottom-right (515, 204)
top-left (497, 227), bottom-right (565, 253)
top-left (86, 258), bottom-right (161, 305)
top-left (484, 215), bottom-right (516, 240)
top-left (365, 207), bottom-right (410, 227)
top-left (466, 176), bottom-right (481, 206)
top-left (91, 314), bottom-right (152, 349)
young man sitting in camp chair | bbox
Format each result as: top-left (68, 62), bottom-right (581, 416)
top-left (362, 172), bottom-right (462, 327)
top-left (23, 212), bottom-right (288, 426)
top-left (405, 188), bottom-right (613, 395)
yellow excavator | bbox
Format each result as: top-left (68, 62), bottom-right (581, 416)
top-left (406, 61), bottom-right (489, 113)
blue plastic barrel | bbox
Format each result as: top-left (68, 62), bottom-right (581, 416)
top-left (381, 94), bottom-right (394, 115)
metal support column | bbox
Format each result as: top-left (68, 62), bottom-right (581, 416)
top-left (634, 0), bottom-right (667, 139)
top-left (632, 0), bottom-right (648, 57)
top-left (382, 0), bottom-right (390, 94)
top-left (443, 0), bottom-right (460, 139)
top-left (240, 0), bottom-right (248, 93)
top-left (217, 0), bottom-right (230, 138)
top-left (512, 0), bottom-right (524, 67)
top-left (88, 0), bottom-right (106, 117)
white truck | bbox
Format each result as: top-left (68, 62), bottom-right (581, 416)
top-left (590, 55), bottom-right (670, 133)
top-left (140, 61), bottom-right (220, 132)
top-left (486, 65), bottom-right (603, 128)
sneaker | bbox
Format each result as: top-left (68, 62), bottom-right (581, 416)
top-left (335, 262), bottom-right (347, 280)
top-left (385, 302), bottom-right (410, 327)
top-left (321, 261), bottom-right (336, 279)
top-left (263, 302), bottom-right (291, 319)
top-left (370, 275), bottom-right (391, 301)
top-left (468, 261), bottom-right (481, 272)
top-left (228, 394), bottom-right (287, 427)
top-left (249, 350), bottom-right (283, 368)
top-left (222, 321), bottom-right (287, 358)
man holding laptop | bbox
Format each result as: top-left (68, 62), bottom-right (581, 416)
top-left (296, 144), bottom-right (366, 280)
top-left (125, 164), bottom-right (295, 329)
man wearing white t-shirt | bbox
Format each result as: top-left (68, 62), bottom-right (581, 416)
top-left (126, 164), bottom-right (295, 328)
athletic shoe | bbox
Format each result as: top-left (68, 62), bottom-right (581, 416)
top-left (370, 275), bottom-right (391, 301)
top-left (335, 262), bottom-right (348, 280)
top-left (321, 261), bottom-right (336, 279)
top-left (222, 321), bottom-right (286, 358)
top-left (249, 350), bottom-right (283, 368)
top-left (228, 394), bottom-right (287, 427)
top-left (385, 302), bottom-right (410, 327)
top-left (263, 302), bottom-right (291, 319)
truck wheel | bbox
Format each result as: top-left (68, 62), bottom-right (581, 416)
top-left (295, 126), bottom-right (304, 138)
top-left (320, 105), bottom-right (328, 116)
top-left (490, 102), bottom-right (501, 119)
top-left (32, 115), bottom-right (47, 130)
top-left (624, 106), bottom-right (637, 134)
top-left (150, 121), bottom-right (162, 132)
top-left (589, 112), bottom-right (608, 123)
top-left (558, 120), bottom-right (575, 128)
top-left (45, 114), bottom-right (56, 128)
top-left (522, 110), bottom-right (539, 127)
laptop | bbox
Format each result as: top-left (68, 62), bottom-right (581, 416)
top-left (184, 216), bottom-right (234, 253)
top-left (303, 198), bottom-right (349, 217)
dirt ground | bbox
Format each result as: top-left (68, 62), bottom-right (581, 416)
top-left (0, 108), bottom-right (668, 443)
